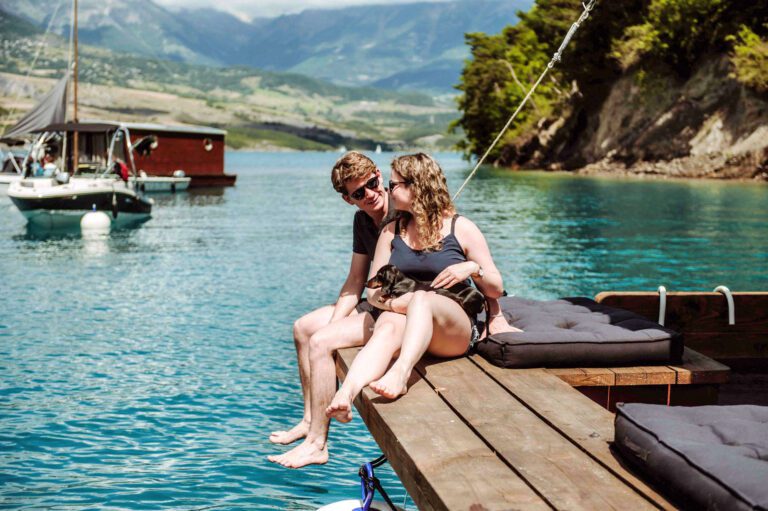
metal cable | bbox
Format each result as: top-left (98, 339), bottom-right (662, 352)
top-left (452, 0), bottom-right (597, 201)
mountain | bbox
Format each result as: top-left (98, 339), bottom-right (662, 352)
top-left (0, 0), bottom-right (532, 93)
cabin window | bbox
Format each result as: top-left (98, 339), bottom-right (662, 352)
top-left (203, 138), bottom-right (213, 152)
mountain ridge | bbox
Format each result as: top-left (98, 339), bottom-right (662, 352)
top-left (0, 0), bottom-right (532, 93)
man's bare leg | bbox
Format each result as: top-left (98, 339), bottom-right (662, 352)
top-left (326, 313), bottom-right (406, 424)
top-left (269, 305), bottom-right (335, 444)
top-left (268, 311), bottom-right (378, 468)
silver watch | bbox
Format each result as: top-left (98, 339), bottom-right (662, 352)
top-left (474, 265), bottom-right (484, 278)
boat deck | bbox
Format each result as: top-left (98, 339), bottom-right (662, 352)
top-left (336, 347), bottom-right (729, 510)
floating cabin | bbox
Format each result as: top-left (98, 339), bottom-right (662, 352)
top-left (124, 122), bottom-right (236, 187)
top-left (336, 291), bottom-right (768, 510)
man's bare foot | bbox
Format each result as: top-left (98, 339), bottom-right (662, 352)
top-left (325, 391), bottom-right (354, 423)
top-left (269, 419), bottom-right (309, 445)
top-left (267, 438), bottom-right (328, 469)
top-left (485, 314), bottom-right (522, 337)
top-left (370, 366), bottom-right (409, 399)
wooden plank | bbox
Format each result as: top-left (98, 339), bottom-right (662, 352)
top-left (674, 332), bottom-right (768, 361)
top-left (471, 355), bottom-right (676, 510)
top-left (418, 357), bottom-right (658, 510)
top-left (336, 348), bottom-right (549, 511)
top-left (547, 367), bottom-right (616, 386)
top-left (670, 348), bottom-right (730, 385)
top-left (595, 292), bottom-right (768, 334)
top-left (610, 366), bottom-right (677, 386)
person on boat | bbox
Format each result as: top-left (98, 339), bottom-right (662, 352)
top-left (267, 151), bottom-right (397, 469)
top-left (326, 153), bottom-right (514, 424)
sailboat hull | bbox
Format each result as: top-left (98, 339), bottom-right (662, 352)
top-left (8, 177), bottom-right (152, 227)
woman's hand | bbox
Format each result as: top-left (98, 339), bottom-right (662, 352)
top-left (431, 261), bottom-right (479, 289)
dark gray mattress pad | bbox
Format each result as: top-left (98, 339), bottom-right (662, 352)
top-left (475, 296), bottom-right (683, 368)
top-left (615, 403), bottom-right (768, 511)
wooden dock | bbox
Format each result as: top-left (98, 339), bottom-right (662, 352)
top-left (335, 347), bottom-right (729, 510)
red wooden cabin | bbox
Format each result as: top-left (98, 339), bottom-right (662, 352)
top-left (125, 122), bottom-right (236, 187)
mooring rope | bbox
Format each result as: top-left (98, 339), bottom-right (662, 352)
top-left (452, 0), bottom-right (597, 201)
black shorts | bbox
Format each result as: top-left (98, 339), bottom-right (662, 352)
top-left (355, 298), bottom-right (383, 321)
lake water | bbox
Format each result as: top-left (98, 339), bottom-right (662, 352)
top-left (1, 151), bottom-right (766, 510)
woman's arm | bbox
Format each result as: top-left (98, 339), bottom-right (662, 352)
top-left (432, 217), bottom-right (504, 299)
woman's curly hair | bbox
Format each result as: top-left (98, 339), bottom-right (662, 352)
top-left (391, 153), bottom-right (455, 251)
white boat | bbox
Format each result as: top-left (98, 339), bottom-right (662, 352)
top-left (0, 173), bottom-right (23, 186)
top-left (8, 173), bottom-right (152, 229)
top-left (133, 170), bottom-right (190, 193)
top-left (7, 122), bottom-right (153, 228)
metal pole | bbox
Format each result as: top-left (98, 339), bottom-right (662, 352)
top-left (72, 0), bottom-right (79, 174)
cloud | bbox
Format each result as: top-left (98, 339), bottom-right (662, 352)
top-left (154, 0), bottom-right (452, 21)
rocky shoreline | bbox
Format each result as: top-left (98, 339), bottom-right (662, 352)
top-left (575, 150), bottom-right (768, 182)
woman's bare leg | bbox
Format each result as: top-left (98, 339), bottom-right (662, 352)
top-left (326, 312), bottom-right (406, 423)
top-left (269, 305), bottom-right (336, 444)
top-left (268, 312), bottom-right (375, 468)
top-left (370, 291), bottom-right (470, 399)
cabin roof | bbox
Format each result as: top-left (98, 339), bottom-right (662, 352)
top-left (33, 120), bottom-right (226, 136)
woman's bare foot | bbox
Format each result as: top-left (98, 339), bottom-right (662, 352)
top-left (325, 390), bottom-right (354, 423)
top-left (267, 438), bottom-right (328, 469)
top-left (269, 419), bottom-right (309, 445)
top-left (370, 366), bottom-right (409, 399)
top-left (485, 314), bottom-right (522, 337)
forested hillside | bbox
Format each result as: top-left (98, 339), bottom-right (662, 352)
top-left (454, 0), bottom-right (768, 179)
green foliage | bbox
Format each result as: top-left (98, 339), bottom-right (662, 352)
top-left (452, 22), bottom-right (558, 160)
top-left (612, 0), bottom-right (728, 74)
top-left (454, 0), bottom-right (768, 160)
top-left (729, 25), bottom-right (768, 94)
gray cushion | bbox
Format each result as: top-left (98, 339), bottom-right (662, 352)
top-left (475, 296), bottom-right (683, 368)
top-left (615, 403), bottom-right (768, 511)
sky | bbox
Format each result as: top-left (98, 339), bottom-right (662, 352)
top-left (153, 0), bottom-right (452, 20)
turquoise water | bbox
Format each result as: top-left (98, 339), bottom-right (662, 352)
top-left (1, 152), bottom-right (766, 510)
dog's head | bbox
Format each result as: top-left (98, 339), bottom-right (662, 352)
top-left (366, 264), bottom-right (407, 295)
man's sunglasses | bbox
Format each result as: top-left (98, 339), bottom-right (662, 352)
top-left (348, 176), bottom-right (379, 200)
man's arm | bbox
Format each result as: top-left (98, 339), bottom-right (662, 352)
top-left (328, 252), bottom-right (370, 323)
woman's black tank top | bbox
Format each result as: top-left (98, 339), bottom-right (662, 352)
top-left (388, 215), bottom-right (467, 282)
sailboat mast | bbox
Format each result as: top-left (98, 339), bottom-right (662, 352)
top-left (72, 0), bottom-right (78, 174)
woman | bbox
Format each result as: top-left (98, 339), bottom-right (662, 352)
top-left (326, 153), bottom-right (510, 423)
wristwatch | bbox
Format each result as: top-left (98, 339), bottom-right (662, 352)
top-left (473, 265), bottom-right (484, 278)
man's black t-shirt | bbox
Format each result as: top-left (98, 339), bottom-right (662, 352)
top-left (352, 193), bottom-right (396, 258)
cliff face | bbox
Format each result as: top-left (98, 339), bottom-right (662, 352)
top-left (504, 55), bottom-right (768, 180)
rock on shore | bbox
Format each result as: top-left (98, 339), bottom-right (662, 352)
top-left (503, 56), bottom-right (768, 180)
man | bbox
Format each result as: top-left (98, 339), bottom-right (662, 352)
top-left (267, 151), bottom-right (397, 468)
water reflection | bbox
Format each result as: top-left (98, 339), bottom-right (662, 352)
top-left (150, 187), bottom-right (227, 208)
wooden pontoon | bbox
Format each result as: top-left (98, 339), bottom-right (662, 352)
top-left (335, 291), bottom-right (768, 510)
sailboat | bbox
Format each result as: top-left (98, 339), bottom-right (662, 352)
top-left (5, 0), bottom-right (153, 228)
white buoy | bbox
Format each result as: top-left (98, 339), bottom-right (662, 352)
top-left (80, 210), bottom-right (111, 231)
top-left (317, 499), bottom-right (404, 511)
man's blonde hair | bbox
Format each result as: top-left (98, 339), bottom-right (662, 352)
top-left (331, 151), bottom-right (377, 194)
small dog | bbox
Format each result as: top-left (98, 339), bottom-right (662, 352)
top-left (366, 264), bottom-right (485, 317)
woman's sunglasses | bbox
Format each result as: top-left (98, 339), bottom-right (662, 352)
top-left (389, 179), bottom-right (410, 191)
top-left (348, 176), bottom-right (379, 200)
